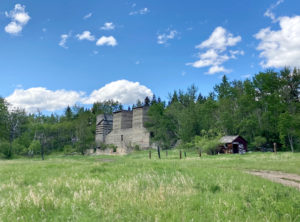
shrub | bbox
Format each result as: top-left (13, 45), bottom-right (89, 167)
top-left (134, 145), bottom-right (140, 151)
top-left (108, 144), bottom-right (117, 152)
top-left (28, 140), bottom-right (41, 155)
top-left (63, 145), bottom-right (73, 154)
top-left (251, 136), bottom-right (267, 150)
top-left (194, 136), bottom-right (221, 155)
top-left (0, 141), bottom-right (12, 158)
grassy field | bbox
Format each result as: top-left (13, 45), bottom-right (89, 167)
top-left (0, 151), bottom-right (300, 222)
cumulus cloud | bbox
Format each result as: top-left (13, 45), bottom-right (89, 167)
top-left (255, 16), bottom-right (300, 68)
top-left (76, 31), bottom-right (95, 41)
top-left (101, 22), bottom-right (115, 30)
top-left (4, 4), bottom-right (30, 35)
top-left (264, 0), bottom-right (284, 22)
top-left (59, 33), bottom-right (70, 49)
top-left (96, 36), bottom-right (117, 46)
top-left (6, 87), bottom-right (84, 113)
top-left (82, 80), bottom-right (153, 105)
top-left (157, 30), bottom-right (178, 45)
top-left (129, 8), bottom-right (149, 15)
top-left (6, 80), bottom-right (153, 113)
top-left (5, 22), bottom-right (22, 34)
top-left (83, 12), bottom-right (92, 20)
top-left (187, 26), bottom-right (243, 74)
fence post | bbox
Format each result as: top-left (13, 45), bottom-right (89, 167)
top-left (149, 150), bottom-right (151, 159)
top-left (199, 149), bottom-right (202, 157)
top-left (184, 151), bottom-right (186, 158)
top-left (158, 146), bottom-right (161, 159)
top-left (273, 143), bottom-right (277, 154)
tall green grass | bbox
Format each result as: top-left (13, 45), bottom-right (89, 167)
top-left (0, 152), bottom-right (299, 221)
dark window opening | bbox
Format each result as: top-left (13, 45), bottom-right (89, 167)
top-left (233, 144), bottom-right (239, 153)
top-left (150, 132), bottom-right (154, 138)
top-left (121, 135), bottom-right (123, 141)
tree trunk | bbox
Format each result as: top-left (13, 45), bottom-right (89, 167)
top-left (288, 134), bottom-right (294, 152)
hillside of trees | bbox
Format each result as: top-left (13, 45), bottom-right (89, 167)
top-left (0, 68), bottom-right (299, 158)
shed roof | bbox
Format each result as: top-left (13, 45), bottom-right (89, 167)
top-left (220, 135), bottom-right (241, 143)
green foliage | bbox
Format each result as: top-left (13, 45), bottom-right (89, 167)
top-left (145, 102), bottom-right (177, 149)
top-left (98, 143), bottom-right (117, 152)
top-left (134, 144), bottom-right (140, 151)
top-left (12, 139), bottom-right (26, 155)
top-left (63, 145), bottom-right (74, 154)
top-left (279, 112), bottom-right (300, 152)
top-left (28, 140), bottom-right (41, 155)
top-left (194, 135), bottom-right (221, 155)
top-left (145, 68), bottom-right (300, 152)
top-left (0, 141), bottom-right (12, 158)
top-left (251, 136), bottom-right (267, 150)
top-left (111, 144), bottom-right (117, 152)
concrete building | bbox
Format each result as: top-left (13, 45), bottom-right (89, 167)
top-left (95, 106), bottom-right (151, 151)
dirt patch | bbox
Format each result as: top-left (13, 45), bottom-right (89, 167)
top-left (96, 159), bottom-right (116, 163)
top-left (247, 170), bottom-right (300, 191)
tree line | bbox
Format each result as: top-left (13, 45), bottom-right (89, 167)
top-left (0, 68), bottom-right (299, 158)
top-left (0, 100), bottom-right (122, 158)
top-left (146, 68), bottom-right (300, 152)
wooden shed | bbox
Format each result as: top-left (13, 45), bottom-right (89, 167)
top-left (219, 135), bottom-right (247, 154)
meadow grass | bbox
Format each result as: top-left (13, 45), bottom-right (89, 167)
top-left (0, 151), bottom-right (300, 221)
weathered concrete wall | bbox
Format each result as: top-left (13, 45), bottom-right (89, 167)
top-left (95, 106), bottom-right (152, 150)
top-left (132, 106), bottom-right (149, 128)
top-left (112, 111), bottom-right (133, 130)
top-left (105, 127), bottom-right (150, 149)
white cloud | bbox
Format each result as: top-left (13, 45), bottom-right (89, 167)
top-left (59, 33), bottom-right (70, 49)
top-left (96, 36), bottom-right (117, 46)
top-left (255, 16), bottom-right (300, 68)
top-left (83, 13), bottom-right (92, 20)
top-left (6, 87), bottom-right (84, 113)
top-left (83, 80), bottom-right (153, 105)
top-left (129, 8), bottom-right (149, 15)
top-left (5, 22), bottom-right (22, 34)
top-left (187, 26), bottom-right (243, 74)
top-left (4, 4), bottom-right (30, 35)
top-left (6, 80), bottom-right (153, 112)
top-left (207, 66), bottom-right (230, 75)
top-left (76, 31), bottom-right (95, 41)
top-left (264, 0), bottom-right (284, 22)
top-left (157, 30), bottom-right (178, 45)
top-left (196, 26), bottom-right (241, 51)
top-left (101, 22), bottom-right (115, 30)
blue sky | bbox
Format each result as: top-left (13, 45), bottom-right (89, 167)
top-left (0, 0), bottom-right (300, 113)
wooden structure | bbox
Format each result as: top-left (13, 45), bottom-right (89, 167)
top-left (219, 135), bottom-right (247, 154)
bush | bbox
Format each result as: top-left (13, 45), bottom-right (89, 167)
top-left (194, 136), bottom-right (221, 155)
top-left (251, 136), bottom-right (267, 150)
top-left (134, 145), bottom-right (140, 151)
top-left (108, 144), bottom-right (117, 152)
top-left (0, 141), bottom-right (12, 158)
top-left (28, 140), bottom-right (41, 155)
top-left (176, 142), bottom-right (195, 150)
top-left (63, 145), bottom-right (73, 154)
